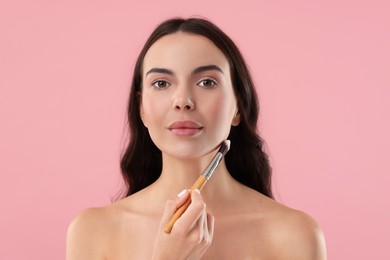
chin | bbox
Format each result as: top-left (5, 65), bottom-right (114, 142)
top-left (158, 140), bottom-right (218, 160)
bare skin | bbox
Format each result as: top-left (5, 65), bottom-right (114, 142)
top-left (67, 156), bottom-right (326, 259)
top-left (66, 32), bottom-right (326, 259)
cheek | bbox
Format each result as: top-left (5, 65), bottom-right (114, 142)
top-left (141, 95), bottom-right (169, 127)
top-left (206, 95), bottom-right (236, 128)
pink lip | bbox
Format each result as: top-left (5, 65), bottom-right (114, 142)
top-left (167, 121), bottom-right (203, 137)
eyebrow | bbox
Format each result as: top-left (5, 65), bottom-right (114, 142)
top-left (145, 68), bottom-right (174, 76)
top-left (145, 65), bottom-right (224, 77)
top-left (192, 65), bottom-right (224, 75)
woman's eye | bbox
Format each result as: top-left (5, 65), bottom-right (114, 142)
top-left (198, 79), bottom-right (216, 88)
top-left (152, 80), bottom-right (170, 89)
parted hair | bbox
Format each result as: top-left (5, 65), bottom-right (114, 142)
top-left (119, 17), bottom-right (273, 199)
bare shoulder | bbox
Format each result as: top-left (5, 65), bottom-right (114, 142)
top-left (258, 194), bottom-right (327, 259)
top-left (66, 193), bottom-right (156, 260)
top-left (66, 206), bottom-right (112, 260)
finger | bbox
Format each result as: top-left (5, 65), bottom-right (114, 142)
top-left (175, 189), bottom-right (205, 232)
top-left (193, 206), bottom-right (206, 233)
top-left (189, 208), bottom-right (212, 247)
top-left (202, 208), bottom-right (208, 237)
top-left (187, 207), bottom-right (207, 246)
top-left (198, 212), bottom-right (214, 254)
top-left (175, 189), bottom-right (191, 209)
top-left (199, 207), bottom-right (207, 239)
top-left (159, 189), bottom-right (190, 232)
top-left (206, 212), bottom-right (215, 241)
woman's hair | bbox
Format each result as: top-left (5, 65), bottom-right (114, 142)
top-left (119, 17), bottom-right (273, 199)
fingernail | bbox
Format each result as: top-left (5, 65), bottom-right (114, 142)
top-left (177, 189), bottom-right (188, 198)
top-left (193, 189), bottom-right (201, 195)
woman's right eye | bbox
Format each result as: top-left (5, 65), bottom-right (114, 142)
top-left (152, 80), bottom-right (170, 89)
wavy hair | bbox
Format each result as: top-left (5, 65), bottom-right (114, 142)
top-left (119, 18), bottom-right (273, 199)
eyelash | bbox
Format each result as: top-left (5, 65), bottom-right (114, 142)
top-left (197, 79), bottom-right (217, 88)
top-left (150, 78), bottom-right (217, 90)
top-left (151, 80), bottom-right (170, 90)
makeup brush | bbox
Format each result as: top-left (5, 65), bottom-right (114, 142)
top-left (164, 140), bottom-right (231, 234)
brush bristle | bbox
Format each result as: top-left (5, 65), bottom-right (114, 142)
top-left (219, 140), bottom-right (231, 156)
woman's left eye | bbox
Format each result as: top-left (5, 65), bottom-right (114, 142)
top-left (198, 79), bottom-right (217, 88)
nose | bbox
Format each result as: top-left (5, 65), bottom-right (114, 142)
top-left (172, 87), bottom-right (195, 111)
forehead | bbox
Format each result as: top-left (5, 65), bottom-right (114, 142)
top-left (143, 32), bottom-right (230, 74)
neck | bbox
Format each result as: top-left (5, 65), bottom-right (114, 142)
top-left (150, 150), bottom-right (241, 210)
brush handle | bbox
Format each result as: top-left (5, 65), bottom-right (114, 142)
top-left (164, 175), bottom-right (208, 234)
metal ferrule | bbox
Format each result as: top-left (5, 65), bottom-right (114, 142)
top-left (202, 153), bottom-right (223, 180)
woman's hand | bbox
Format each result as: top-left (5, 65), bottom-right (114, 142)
top-left (151, 189), bottom-right (214, 260)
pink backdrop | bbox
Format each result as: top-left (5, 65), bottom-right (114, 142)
top-left (1, 0), bottom-right (389, 259)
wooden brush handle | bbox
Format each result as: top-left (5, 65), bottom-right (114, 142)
top-left (164, 175), bottom-right (208, 233)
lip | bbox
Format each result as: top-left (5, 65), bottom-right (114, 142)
top-left (167, 121), bottom-right (203, 137)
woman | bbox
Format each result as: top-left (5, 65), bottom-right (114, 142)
top-left (67, 17), bottom-right (326, 259)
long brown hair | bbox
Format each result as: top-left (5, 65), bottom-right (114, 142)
top-left (119, 18), bottom-right (273, 199)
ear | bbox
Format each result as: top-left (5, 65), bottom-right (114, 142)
top-left (138, 92), bottom-right (148, 128)
top-left (231, 109), bottom-right (241, 126)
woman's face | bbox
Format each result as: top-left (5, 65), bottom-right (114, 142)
top-left (140, 32), bottom-right (240, 159)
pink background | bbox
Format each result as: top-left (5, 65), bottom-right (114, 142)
top-left (1, 0), bottom-right (389, 259)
